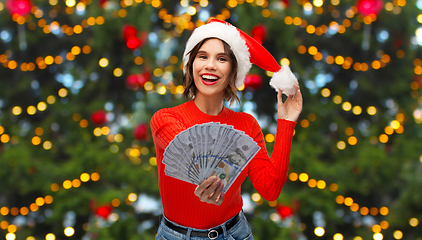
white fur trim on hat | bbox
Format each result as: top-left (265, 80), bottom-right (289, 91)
top-left (269, 64), bottom-right (299, 96)
top-left (183, 22), bottom-right (252, 88)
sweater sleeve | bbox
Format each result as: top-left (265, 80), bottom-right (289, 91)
top-left (150, 109), bottom-right (187, 150)
top-left (247, 118), bottom-right (296, 201)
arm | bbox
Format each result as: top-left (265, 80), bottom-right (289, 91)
top-left (150, 109), bottom-right (186, 150)
top-left (248, 85), bottom-right (302, 201)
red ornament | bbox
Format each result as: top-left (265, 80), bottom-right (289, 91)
top-left (91, 110), bottom-right (107, 126)
top-left (251, 25), bottom-right (266, 45)
top-left (126, 73), bottom-right (148, 90)
top-left (123, 25), bottom-right (138, 41)
top-left (356, 0), bottom-right (383, 16)
top-left (6, 0), bottom-right (32, 16)
top-left (96, 204), bottom-right (113, 219)
top-left (281, 0), bottom-right (290, 8)
top-left (126, 36), bottom-right (142, 50)
top-left (134, 123), bottom-right (148, 141)
top-left (276, 205), bottom-right (293, 219)
top-left (244, 74), bottom-right (263, 90)
top-left (99, 0), bottom-right (107, 8)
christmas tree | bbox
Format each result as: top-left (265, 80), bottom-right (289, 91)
top-left (0, 0), bottom-right (421, 239)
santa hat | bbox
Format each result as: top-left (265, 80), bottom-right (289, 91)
top-left (183, 19), bottom-right (298, 96)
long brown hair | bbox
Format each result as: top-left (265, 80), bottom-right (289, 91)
top-left (182, 38), bottom-right (240, 105)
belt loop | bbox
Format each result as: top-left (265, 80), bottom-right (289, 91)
top-left (221, 224), bottom-right (227, 238)
top-left (186, 228), bottom-right (192, 240)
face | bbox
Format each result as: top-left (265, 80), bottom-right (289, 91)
top-left (192, 39), bottom-right (232, 100)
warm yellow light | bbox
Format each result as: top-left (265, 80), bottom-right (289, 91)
top-left (367, 106), bottom-right (377, 115)
top-left (72, 179), bottom-right (81, 188)
top-left (409, 217), bottom-right (419, 227)
top-left (37, 102), bottom-right (47, 111)
top-left (299, 173), bottom-right (309, 182)
top-left (380, 206), bottom-right (389, 215)
top-left (348, 136), bottom-right (357, 145)
top-left (316, 180), bottom-right (326, 189)
top-left (43, 141), bottom-right (52, 150)
top-left (149, 157), bottom-right (157, 166)
top-left (58, 88), bottom-right (68, 97)
top-left (342, 102), bottom-right (352, 111)
top-left (157, 85), bottom-right (167, 95)
top-left (63, 180), bottom-right (72, 189)
top-left (379, 134), bottom-right (389, 143)
top-left (308, 179), bottom-right (317, 188)
top-left (1, 134), bottom-right (10, 143)
top-left (393, 230), bottom-right (403, 239)
top-left (5, 233), bottom-right (15, 240)
top-left (101, 126), bottom-right (110, 135)
top-left (329, 183), bottom-right (338, 192)
top-left (32, 136), bottom-right (41, 145)
top-left (354, 237), bottom-right (363, 240)
top-left (99, 58), bottom-right (109, 67)
top-left (350, 203), bottom-right (359, 211)
top-left (337, 141), bottom-right (346, 150)
top-left (35, 197), bottom-right (45, 206)
top-left (7, 224), bottom-right (16, 233)
top-left (289, 172), bottom-right (298, 181)
top-left (65, 0), bottom-right (76, 7)
top-left (45, 233), bottom-right (56, 240)
top-left (344, 197), bottom-right (353, 206)
top-left (45, 195), bottom-right (53, 204)
top-left (91, 172), bottom-right (100, 181)
top-left (27, 106), bottom-right (37, 115)
top-left (313, 0), bottom-right (323, 7)
top-left (390, 120), bottom-right (400, 129)
top-left (352, 106), bottom-right (362, 115)
top-left (333, 233), bottom-right (343, 240)
top-left (314, 227), bottom-right (325, 236)
top-left (360, 207), bottom-right (369, 215)
top-left (64, 227), bottom-right (75, 237)
top-left (251, 193), bottom-right (261, 202)
top-left (186, 6), bottom-right (196, 15)
top-left (113, 68), bottom-right (123, 77)
top-left (333, 95), bottom-right (342, 104)
top-left (373, 233), bottom-right (383, 240)
top-left (144, 82), bottom-right (154, 91)
top-left (12, 106), bottom-right (22, 115)
top-left (50, 183), bottom-right (59, 192)
top-left (111, 199), bottom-right (121, 207)
top-left (128, 193), bottom-right (138, 202)
top-left (80, 173), bottom-right (90, 182)
top-left (321, 88), bottom-right (331, 97)
top-left (265, 134), bottom-right (275, 143)
top-left (372, 224), bottom-right (381, 233)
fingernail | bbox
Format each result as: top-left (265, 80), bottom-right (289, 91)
top-left (220, 183), bottom-right (224, 188)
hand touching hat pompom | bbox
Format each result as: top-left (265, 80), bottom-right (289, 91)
top-left (269, 64), bottom-right (299, 96)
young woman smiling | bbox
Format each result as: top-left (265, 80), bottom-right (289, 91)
top-left (151, 19), bottom-right (303, 240)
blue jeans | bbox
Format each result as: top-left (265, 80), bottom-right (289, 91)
top-left (155, 211), bottom-right (254, 240)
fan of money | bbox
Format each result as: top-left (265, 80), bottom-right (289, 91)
top-left (163, 122), bottom-right (261, 193)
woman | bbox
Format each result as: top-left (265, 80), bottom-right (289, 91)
top-left (151, 19), bottom-right (302, 240)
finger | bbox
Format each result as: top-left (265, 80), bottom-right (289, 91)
top-left (215, 191), bottom-right (225, 206)
top-left (208, 182), bottom-right (224, 203)
top-left (194, 176), bottom-right (217, 196)
top-left (277, 89), bottom-right (284, 104)
top-left (201, 179), bottom-right (222, 200)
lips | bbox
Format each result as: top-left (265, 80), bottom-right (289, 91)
top-left (201, 74), bottom-right (219, 86)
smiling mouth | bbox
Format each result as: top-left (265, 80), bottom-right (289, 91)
top-left (201, 74), bottom-right (219, 85)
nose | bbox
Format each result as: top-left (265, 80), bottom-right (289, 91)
top-left (205, 58), bottom-right (217, 70)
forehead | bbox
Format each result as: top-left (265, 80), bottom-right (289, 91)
top-left (199, 38), bottom-right (226, 53)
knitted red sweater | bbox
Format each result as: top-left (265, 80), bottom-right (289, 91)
top-left (150, 100), bottom-right (296, 229)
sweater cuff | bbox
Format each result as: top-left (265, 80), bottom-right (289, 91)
top-left (277, 119), bottom-right (297, 133)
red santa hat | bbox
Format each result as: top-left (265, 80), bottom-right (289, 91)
top-left (183, 19), bottom-right (298, 96)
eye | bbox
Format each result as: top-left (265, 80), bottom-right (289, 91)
top-left (218, 57), bottom-right (227, 62)
top-left (197, 54), bottom-right (207, 59)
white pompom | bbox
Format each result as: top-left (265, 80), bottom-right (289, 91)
top-left (269, 64), bottom-right (299, 96)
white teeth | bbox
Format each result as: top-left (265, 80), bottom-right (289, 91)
top-left (201, 75), bottom-right (218, 80)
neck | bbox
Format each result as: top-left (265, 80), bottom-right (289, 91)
top-left (193, 94), bottom-right (224, 116)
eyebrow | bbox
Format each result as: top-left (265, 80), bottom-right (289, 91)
top-left (197, 50), bottom-right (227, 56)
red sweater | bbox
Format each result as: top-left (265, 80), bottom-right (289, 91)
top-left (150, 100), bottom-right (296, 229)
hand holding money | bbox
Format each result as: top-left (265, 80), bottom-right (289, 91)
top-left (194, 176), bottom-right (225, 206)
top-left (162, 122), bottom-right (261, 193)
